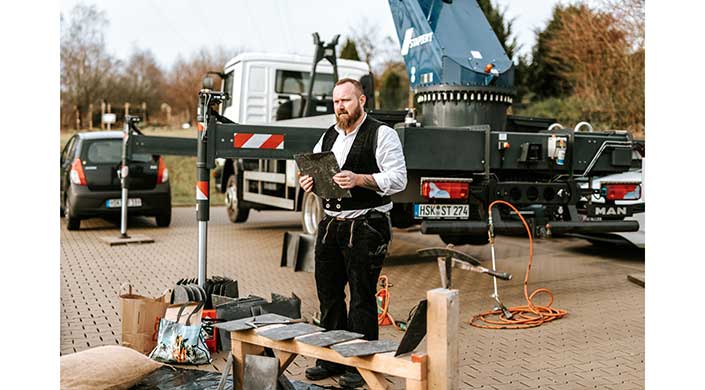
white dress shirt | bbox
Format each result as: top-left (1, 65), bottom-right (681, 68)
top-left (313, 113), bottom-right (408, 218)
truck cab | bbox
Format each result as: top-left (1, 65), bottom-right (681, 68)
top-left (214, 52), bottom-right (371, 231)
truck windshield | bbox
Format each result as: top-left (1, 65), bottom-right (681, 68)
top-left (275, 70), bottom-right (335, 96)
top-left (84, 139), bottom-right (154, 164)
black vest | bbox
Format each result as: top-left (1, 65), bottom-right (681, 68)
top-left (322, 116), bottom-right (391, 211)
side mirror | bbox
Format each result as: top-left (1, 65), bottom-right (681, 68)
top-left (202, 76), bottom-right (214, 90)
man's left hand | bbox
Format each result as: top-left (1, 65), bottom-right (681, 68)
top-left (333, 170), bottom-right (358, 189)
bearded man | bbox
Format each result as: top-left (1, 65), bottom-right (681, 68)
top-left (298, 78), bottom-right (407, 388)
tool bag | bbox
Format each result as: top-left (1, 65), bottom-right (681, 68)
top-left (149, 301), bottom-right (212, 365)
top-left (119, 284), bottom-right (169, 354)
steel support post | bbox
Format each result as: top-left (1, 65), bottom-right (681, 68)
top-left (195, 93), bottom-right (211, 288)
top-left (119, 120), bottom-right (130, 238)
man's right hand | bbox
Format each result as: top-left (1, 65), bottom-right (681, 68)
top-left (299, 174), bottom-right (314, 193)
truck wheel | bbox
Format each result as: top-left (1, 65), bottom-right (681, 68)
top-left (225, 174), bottom-right (250, 223)
top-left (301, 191), bottom-right (324, 235)
top-left (64, 195), bottom-right (80, 231)
top-left (155, 210), bottom-right (171, 227)
top-left (440, 234), bottom-right (488, 246)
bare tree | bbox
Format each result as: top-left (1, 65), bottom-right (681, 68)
top-left (114, 48), bottom-right (168, 122)
top-left (348, 18), bottom-right (400, 75)
top-left (543, 2), bottom-right (645, 135)
top-left (60, 4), bottom-right (117, 129)
top-left (164, 46), bottom-right (240, 126)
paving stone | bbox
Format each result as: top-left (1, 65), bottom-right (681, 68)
top-left (60, 208), bottom-right (645, 389)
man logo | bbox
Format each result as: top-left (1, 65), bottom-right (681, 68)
top-left (401, 28), bottom-right (434, 56)
top-left (594, 206), bottom-right (628, 216)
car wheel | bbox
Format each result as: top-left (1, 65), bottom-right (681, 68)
top-left (64, 195), bottom-right (80, 231)
top-left (155, 211), bottom-right (171, 227)
top-left (440, 234), bottom-right (488, 246)
top-left (301, 191), bottom-right (324, 235)
top-left (225, 174), bottom-right (250, 223)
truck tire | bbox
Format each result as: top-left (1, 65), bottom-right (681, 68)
top-left (155, 210), bottom-right (172, 227)
top-left (64, 195), bottom-right (81, 231)
top-left (301, 191), bottom-right (324, 235)
top-left (440, 234), bottom-right (488, 246)
top-left (225, 174), bottom-right (250, 223)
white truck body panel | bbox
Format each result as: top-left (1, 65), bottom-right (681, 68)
top-left (219, 52), bottom-right (369, 210)
top-left (222, 52), bottom-right (369, 124)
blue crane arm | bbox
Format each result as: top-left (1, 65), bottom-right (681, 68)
top-left (387, 0), bottom-right (514, 89)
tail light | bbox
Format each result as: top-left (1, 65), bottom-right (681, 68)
top-left (421, 178), bottom-right (471, 199)
top-left (156, 156), bottom-right (169, 183)
top-left (601, 183), bottom-right (641, 201)
top-left (69, 158), bottom-right (87, 186)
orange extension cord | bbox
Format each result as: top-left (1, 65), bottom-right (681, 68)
top-left (376, 275), bottom-right (405, 331)
top-left (469, 200), bottom-right (568, 329)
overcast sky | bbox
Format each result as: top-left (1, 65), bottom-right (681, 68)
top-left (60, 0), bottom-right (576, 69)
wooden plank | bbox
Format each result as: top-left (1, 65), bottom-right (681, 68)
top-left (216, 353), bottom-right (234, 390)
top-left (229, 332), bottom-right (423, 380)
top-left (358, 368), bottom-right (390, 390)
top-left (426, 288), bottom-right (459, 390)
top-left (100, 234), bottom-right (154, 245)
top-left (275, 351), bottom-right (297, 375)
top-left (232, 340), bottom-right (264, 390)
top-left (627, 273), bottom-right (645, 287)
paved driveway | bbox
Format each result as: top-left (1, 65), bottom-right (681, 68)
top-left (60, 207), bottom-right (645, 389)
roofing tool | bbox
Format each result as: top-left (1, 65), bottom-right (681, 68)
top-left (244, 317), bottom-right (306, 328)
top-left (471, 200), bottom-right (568, 329)
top-left (416, 246), bottom-right (512, 290)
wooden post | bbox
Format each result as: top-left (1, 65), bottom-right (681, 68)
top-left (426, 288), bottom-right (459, 390)
top-left (101, 101), bottom-right (106, 129)
top-left (74, 105), bottom-right (81, 130)
top-left (124, 102), bottom-right (130, 119)
top-left (88, 103), bottom-right (93, 130)
top-left (141, 101), bottom-right (147, 125)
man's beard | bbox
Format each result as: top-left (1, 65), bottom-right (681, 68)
top-left (335, 105), bottom-right (362, 129)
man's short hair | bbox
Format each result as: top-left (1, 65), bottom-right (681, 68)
top-left (335, 78), bottom-right (364, 96)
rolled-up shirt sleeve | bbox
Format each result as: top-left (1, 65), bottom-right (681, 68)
top-left (372, 125), bottom-right (408, 196)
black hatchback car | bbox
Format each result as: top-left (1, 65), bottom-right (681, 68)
top-left (60, 131), bottom-right (172, 230)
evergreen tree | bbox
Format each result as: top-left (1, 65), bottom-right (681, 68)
top-left (527, 5), bottom-right (580, 99)
top-left (476, 0), bottom-right (518, 59)
top-left (476, 0), bottom-right (526, 101)
top-left (339, 38), bottom-right (361, 61)
top-left (378, 62), bottom-right (409, 109)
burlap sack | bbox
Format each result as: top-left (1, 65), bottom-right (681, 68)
top-left (60, 345), bottom-right (162, 390)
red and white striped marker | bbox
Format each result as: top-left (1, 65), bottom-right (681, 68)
top-left (233, 133), bottom-right (284, 149)
top-left (196, 181), bottom-right (209, 200)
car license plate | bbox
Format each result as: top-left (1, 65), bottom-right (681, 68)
top-left (106, 198), bottom-right (142, 208)
top-left (414, 204), bottom-right (469, 219)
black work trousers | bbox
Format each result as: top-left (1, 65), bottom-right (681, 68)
top-left (314, 211), bottom-right (392, 345)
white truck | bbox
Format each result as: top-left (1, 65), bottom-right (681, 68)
top-left (213, 51), bottom-right (373, 233)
